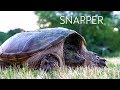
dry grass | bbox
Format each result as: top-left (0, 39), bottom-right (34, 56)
top-left (0, 57), bottom-right (120, 79)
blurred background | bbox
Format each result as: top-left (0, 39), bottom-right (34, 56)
top-left (0, 11), bottom-right (120, 57)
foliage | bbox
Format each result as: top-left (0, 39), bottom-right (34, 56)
top-left (82, 19), bottom-right (120, 55)
top-left (0, 32), bottom-right (9, 45)
top-left (7, 28), bottom-right (25, 37)
top-left (0, 11), bottom-right (120, 56)
top-left (35, 11), bottom-right (120, 56)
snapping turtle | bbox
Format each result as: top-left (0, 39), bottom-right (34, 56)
top-left (0, 27), bottom-right (107, 71)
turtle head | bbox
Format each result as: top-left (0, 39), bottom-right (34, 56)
top-left (83, 51), bottom-right (107, 68)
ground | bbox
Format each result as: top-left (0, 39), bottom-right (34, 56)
top-left (0, 56), bottom-right (120, 79)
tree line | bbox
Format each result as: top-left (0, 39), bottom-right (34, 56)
top-left (0, 11), bottom-right (120, 56)
top-left (0, 28), bottom-right (25, 45)
top-left (35, 11), bottom-right (120, 56)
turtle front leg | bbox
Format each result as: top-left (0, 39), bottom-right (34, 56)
top-left (24, 53), bottom-right (63, 72)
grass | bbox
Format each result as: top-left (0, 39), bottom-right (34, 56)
top-left (0, 56), bottom-right (120, 79)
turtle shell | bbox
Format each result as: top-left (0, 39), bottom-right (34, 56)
top-left (0, 27), bottom-right (86, 62)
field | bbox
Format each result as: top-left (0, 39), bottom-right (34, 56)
top-left (0, 56), bottom-right (120, 79)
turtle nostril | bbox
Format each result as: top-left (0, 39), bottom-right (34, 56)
top-left (79, 56), bottom-right (85, 62)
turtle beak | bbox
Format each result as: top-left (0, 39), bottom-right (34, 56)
top-left (99, 58), bottom-right (107, 68)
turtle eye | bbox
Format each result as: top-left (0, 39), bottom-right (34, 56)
top-left (94, 53), bottom-right (98, 56)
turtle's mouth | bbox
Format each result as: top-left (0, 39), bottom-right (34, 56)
top-left (98, 58), bottom-right (107, 68)
top-left (86, 52), bottom-right (107, 68)
top-left (93, 53), bottom-right (107, 68)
